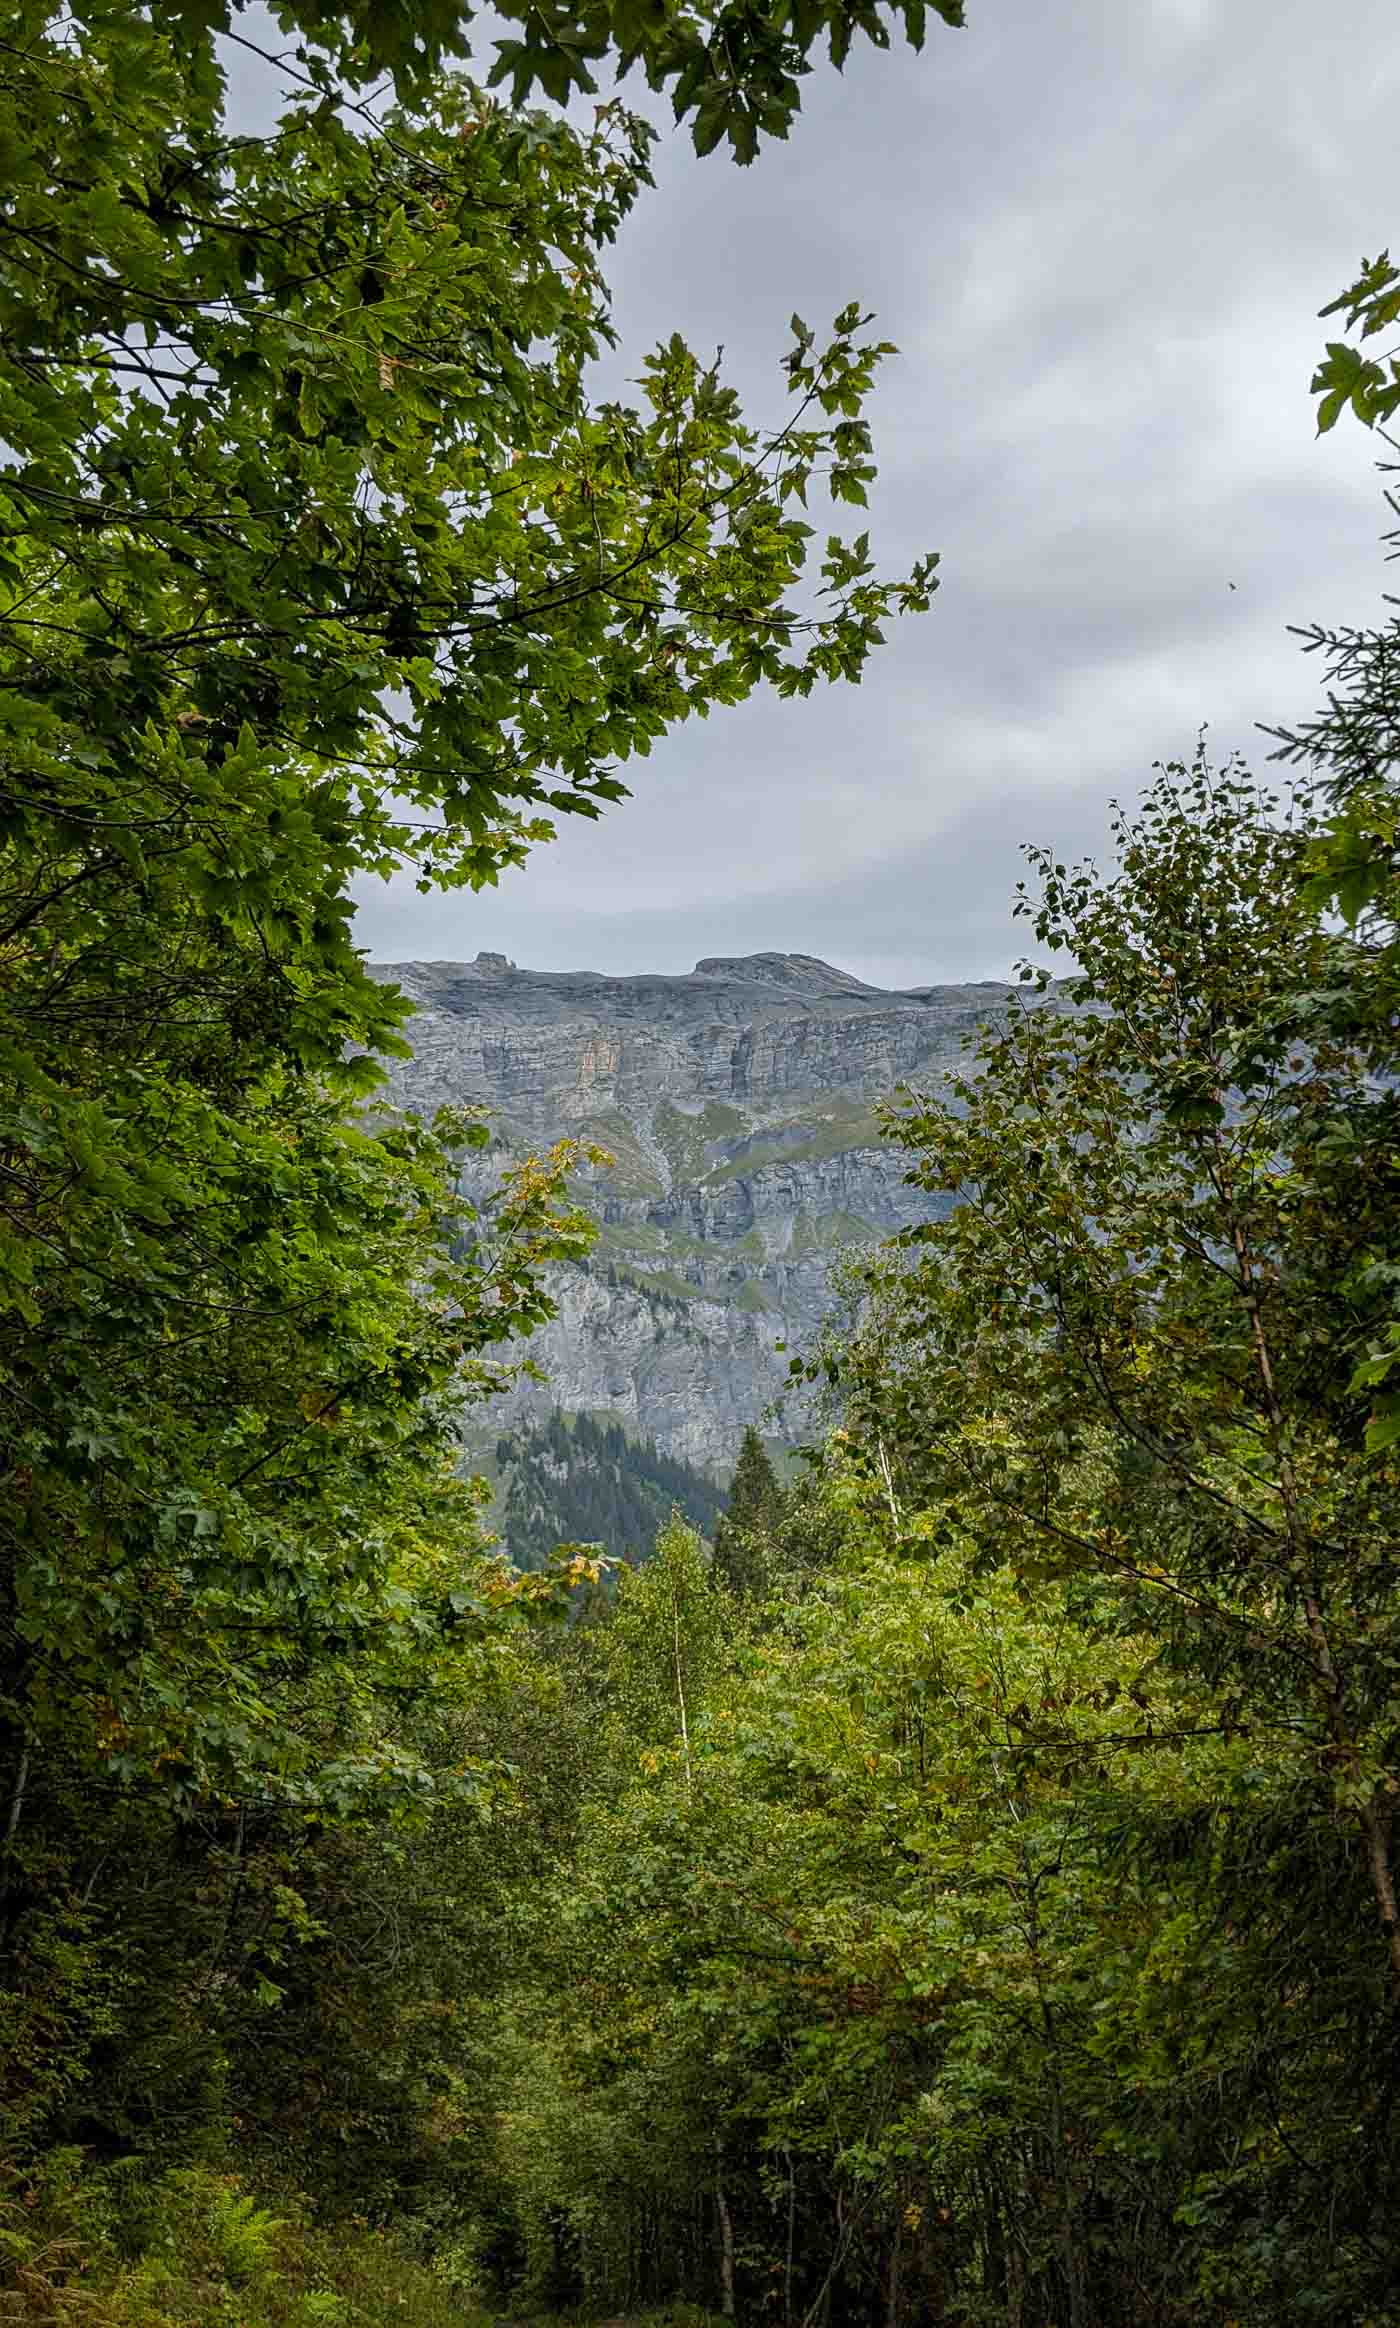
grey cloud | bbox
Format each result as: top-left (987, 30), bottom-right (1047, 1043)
top-left (364, 775), bottom-right (1122, 990)
top-left (323, 0), bottom-right (1400, 981)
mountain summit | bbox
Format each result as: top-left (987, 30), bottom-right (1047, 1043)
top-left (690, 952), bottom-right (886, 995)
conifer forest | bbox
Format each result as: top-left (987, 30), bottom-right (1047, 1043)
top-left (4, 0), bottom-right (1400, 2320)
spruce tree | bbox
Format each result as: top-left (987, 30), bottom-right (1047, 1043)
top-left (713, 1427), bottom-right (784, 1599)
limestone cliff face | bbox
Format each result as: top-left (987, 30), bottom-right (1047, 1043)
top-left (372, 952), bottom-right (1032, 1473)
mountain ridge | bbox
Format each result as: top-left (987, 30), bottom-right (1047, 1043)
top-left (372, 951), bottom-right (1053, 1470)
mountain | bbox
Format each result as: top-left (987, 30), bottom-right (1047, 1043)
top-left (372, 951), bottom-right (1049, 1473)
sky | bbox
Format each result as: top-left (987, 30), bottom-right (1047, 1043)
top-left (253, 0), bottom-right (1400, 987)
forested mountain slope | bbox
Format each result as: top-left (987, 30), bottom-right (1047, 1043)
top-left (374, 952), bottom-right (1060, 1469)
top-left (494, 1409), bottom-right (727, 1567)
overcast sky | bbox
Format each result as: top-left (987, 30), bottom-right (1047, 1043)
top-left (338, 0), bottom-right (1400, 984)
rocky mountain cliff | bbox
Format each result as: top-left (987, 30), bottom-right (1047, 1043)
top-left (372, 951), bottom-right (1040, 1473)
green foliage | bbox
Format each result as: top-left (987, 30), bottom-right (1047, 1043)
top-left (2, 1105), bottom-right (592, 1806)
top-left (711, 1423), bottom-right (784, 1597)
top-left (863, 754), bottom-right (1400, 1991)
top-left (2, 13), bottom-right (937, 925)
top-left (1, 0), bottom-right (936, 1810)
top-left (460, 756), bottom-right (1400, 2327)
top-left (201, 0), bottom-right (972, 164)
top-left (23, 13), bottom-right (1400, 2322)
top-left (0, 2157), bottom-right (481, 2325)
top-left (483, 1477), bottom-right (1375, 2321)
top-left (599, 1515), bottom-right (732, 1763)
top-left (2, 0), bottom-right (937, 2236)
top-left (1313, 251), bottom-right (1400, 434)
top-left (1258, 550), bottom-right (1400, 1451)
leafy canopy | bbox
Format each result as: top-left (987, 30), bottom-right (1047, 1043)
top-left (0, 0), bottom-right (943, 1799)
top-left (221, 0), bottom-right (964, 161)
top-left (1, 0), bottom-right (958, 2222)
top-left (838, 756), bottom-right (1400, 1994)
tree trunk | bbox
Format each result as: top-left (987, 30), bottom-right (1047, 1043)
top-left (716, 2143), bottom-right (736, 2320)
top-left (784, 2146), bottom-right (797, 2328)
top-left (886, 2207), bottom-right (902, 2328)
top-left (673, 1583), bottom-right (693, 1796)
top-left (3, 1744), bottom-right (28, 1853)
top-left (0, 1742), bottom-right (30, 1934)
top-left (1017, 1845), bottom-right (1087, 2328)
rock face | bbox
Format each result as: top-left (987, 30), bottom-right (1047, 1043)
top-left (372, 952), bottom-right (1034, 1473)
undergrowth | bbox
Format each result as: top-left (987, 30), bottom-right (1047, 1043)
top-left (0, 2155), bottom-right (482, 2326)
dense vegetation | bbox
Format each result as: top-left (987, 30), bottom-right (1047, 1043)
top-left (495, 1410), bottom-right (727, 1569)
top-left (6, 0), bottom-right (1400, 2319)
top-left (1, 0), bottom-right (941, 2306)
top-left (385, 748), bottom-right (1400, 2328)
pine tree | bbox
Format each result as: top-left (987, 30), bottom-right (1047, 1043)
top-left (713, 1427), bottom-right (785, 1599)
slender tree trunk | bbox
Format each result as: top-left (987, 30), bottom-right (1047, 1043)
top-left (877, 1433), bottom-right (901, 1532)
top-left (784, 2145), bottom-right (797, 2328)
top-left (1017, 1842), bottom-right (1087, 2328)
top-left (1006, 2218), bottom-right (1026, 2328)
top-left (716, 2143), bottom-right (736, 2321)
top-left (210, 1801), bottom-right (246, 1975)
top-left (886, 2205), bottom-right (903, 2328)
top-left (0, 1743), bottom-right (30, 1934)
top-left (914, 2188), bottom-right (947, 2326)
top-left (812, 2187), bottom-right (845, 2328)
top-left (2, 1744), bottom-right (28, 1857)
top-left (1047, 2096), bottom-right (1088, 2328)
top-left (980, 2169), bottom-right (1006, 2314)
top-left (673, 1582), bottom-right (693, 1797)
